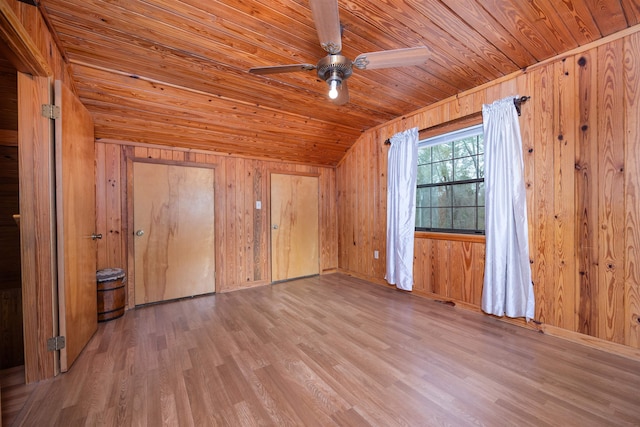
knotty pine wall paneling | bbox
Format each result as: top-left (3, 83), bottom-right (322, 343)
top-left (336, 28), bottom-right (640, 351)
top-left (597, 39), bottom-right (626, 344)
top-left (95, 142), bottom-right (124, 270)
top-left (95, 143), bottom-right (338, 308)
top-left (576, 48), bottom-right (598, 338)
top-left (624, 32), bottom-right (640, 348)
top-left (554, 57), bottom-right (577, 332)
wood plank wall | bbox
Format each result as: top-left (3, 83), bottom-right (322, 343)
top-left (95, 143), bottom-right (338, 307)
top-left (0, 55), bottom-right (22, 369)
top-left (337, 29), bottom-right (640, 350)
top-left (0, 57), bottom-right (17, 145)
top-left (0, 143), bottom-right (22, 369)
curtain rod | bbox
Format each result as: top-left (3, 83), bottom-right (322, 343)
top-left (384, 95), bottom-right (531, 145)
top-left (514, 95), bottom-right (530, 116)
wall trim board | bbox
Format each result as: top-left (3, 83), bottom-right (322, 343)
top-left (336, 268), bottom-right (390, 287)
top-left (415, 232), bottom-right (485, 244)
top-left (97, 137), bottom-right (338, 170)
top-left (217, 280), bottom-right (271, 293)
top-left (539, 324), bottom-right (640, 362)
top-left (413, 287), bottom-right (640, 362)
top-left (0, 0), bottom-right (51, 76)
top-left (131, 156), bottom-right (218, 170)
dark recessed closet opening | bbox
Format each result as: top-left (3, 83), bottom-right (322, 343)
top-left (0, 52), bottom-right (23, 371)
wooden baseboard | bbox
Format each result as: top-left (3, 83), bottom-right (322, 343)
top-left (338, 270), bottom-right (640, 362)
top-left (336, 269), bottom-right (392, 287)
top-left (413, 290), bottom-right (640, 361)
top-left (539, 324), bottom-right (640, 361)
top-left (217, 280), bottom-right (271, 293)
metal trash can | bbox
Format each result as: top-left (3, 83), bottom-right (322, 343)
top-left (96, 268), bottom-right (126, 322)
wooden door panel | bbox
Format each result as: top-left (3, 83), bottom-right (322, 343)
top-left (55, 80), bottom-right (97, 372)
top-left (133, 162), bottom-right (215, 305)
top-left (271, 174), bottom-right (319, 282)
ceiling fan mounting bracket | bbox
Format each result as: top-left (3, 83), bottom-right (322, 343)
top-left (316, 54), bottom-right (353, 82)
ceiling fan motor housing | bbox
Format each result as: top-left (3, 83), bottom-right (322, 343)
top-left (317, 54), bottom-right (353, 83)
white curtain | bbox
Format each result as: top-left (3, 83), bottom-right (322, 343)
top-left (385, 127), bottom-right (418, 291)
top-left (482, 96), bottom-right (535, 320)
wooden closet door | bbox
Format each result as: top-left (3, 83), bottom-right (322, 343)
top-left (133, 162), bottom-right (215, 305)
top-left (270, 173), bottom-right (319, 282)
top-left (55, 80), bottom-right (98, 372)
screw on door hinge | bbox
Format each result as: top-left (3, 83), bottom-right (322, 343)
top-left (41, 104), bottom-right (61, 120)
top-left (47, 336), bottom-right (66, 351)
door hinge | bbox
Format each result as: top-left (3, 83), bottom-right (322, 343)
top-left (41, 104), bottom-right (60, 120)
top-left (47, 336), bottom-right (66, 351)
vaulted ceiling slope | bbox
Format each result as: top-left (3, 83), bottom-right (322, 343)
top-left (38, 0), bottom-right (640, 166)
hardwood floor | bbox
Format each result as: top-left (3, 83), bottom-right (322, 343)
top-left (5, 273), bottom-right (640, 426)
top-left (0, 366), bottom-right (33, 427)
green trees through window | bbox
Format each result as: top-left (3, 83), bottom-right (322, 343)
top-left (416, 124), bottom-right (485, 233)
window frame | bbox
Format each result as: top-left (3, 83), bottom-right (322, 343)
top-left (415, 116), bottom-right (485, 235)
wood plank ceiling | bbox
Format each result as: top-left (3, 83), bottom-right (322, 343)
top-left (37, 0), bottom-right (640, 166)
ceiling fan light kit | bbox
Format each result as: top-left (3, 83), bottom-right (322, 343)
top-left (248, 0), bottom-right (429, 104)
top-left (317, 54), bottom-right (352, 100)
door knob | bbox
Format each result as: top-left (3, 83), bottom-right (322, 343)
top-left (135, 229), bottom-right (145, 237)
top-left (91, 233), bottom-right (102, 240)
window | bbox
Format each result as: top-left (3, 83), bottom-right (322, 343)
top-left (416, 124), bottom-right (485, 234)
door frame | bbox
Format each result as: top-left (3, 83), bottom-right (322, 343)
top-left (268, 170), bottom-right (320, 283)
top-left (126, 157), bottom-right (217, 308)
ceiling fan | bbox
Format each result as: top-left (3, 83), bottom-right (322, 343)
top-left (248, 0), bottom-right (429, 105)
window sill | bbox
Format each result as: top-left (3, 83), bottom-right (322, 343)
top-left (415, 231), bottom-right (486, 243)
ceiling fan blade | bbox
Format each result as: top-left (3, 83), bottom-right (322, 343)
top-left (353, 47), bottom-right (429, 70)
top-left (249, 64), bottom-right (316, 75)
top-left (332, 79), bottom-right (349, 105)
top-left (309, 0), bottom-right (342, 54)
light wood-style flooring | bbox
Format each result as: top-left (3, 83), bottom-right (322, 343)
top-left (5, 274), bottom-right (640, 426)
